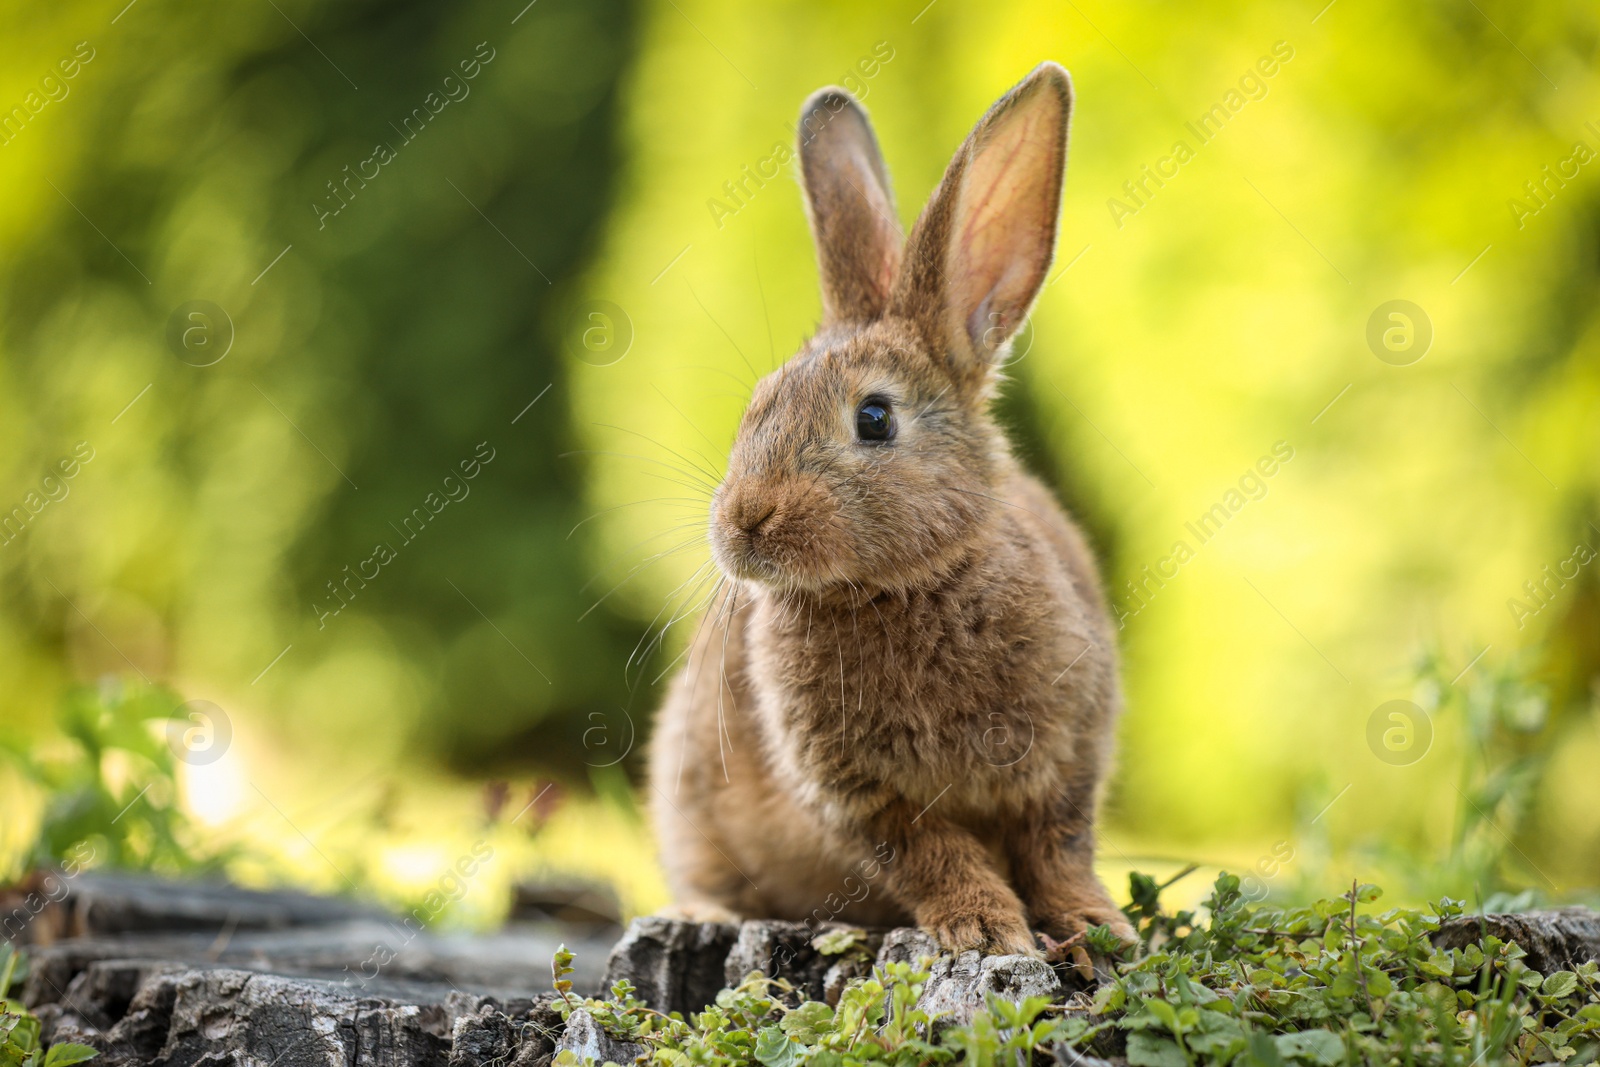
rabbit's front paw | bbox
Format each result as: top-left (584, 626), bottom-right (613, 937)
top-left (921, 900), bottom-right (1039, 957)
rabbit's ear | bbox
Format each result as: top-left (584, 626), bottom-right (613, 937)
top-left (798, 88), bottom-right (903, 325)
top-left (892, 63), bottom-right (1072, 388)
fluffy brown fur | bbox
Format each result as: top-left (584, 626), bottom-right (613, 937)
top-left (649, 62), bottom-right (1133, 955)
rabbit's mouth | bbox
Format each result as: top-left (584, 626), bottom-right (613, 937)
top-left (710, 479), bottom-right (855, 591)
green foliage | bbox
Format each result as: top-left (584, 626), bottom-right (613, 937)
top-left (0, 945), bottom-right (98, 1067)
top-left (1100, 873), bottom-right (1590, 1066)
top-left (0, 681), bottom-right (226, 877)
top-left (0, 0), bottom-right (643, 773)
top-left (812, 929), bottom-right (869, 958)
top-left (1322, 647), bottom-right (1594, 909)
top-left (1418, 650), bottom-right (1564, 898)
top-left (552, 871), bottom-right (1600, 1066)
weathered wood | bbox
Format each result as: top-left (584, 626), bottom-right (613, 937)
top-left (16, 875), bottom-right (1600, 1067)
top-left (2, 870), bottom-right (387, 945)
top-left (600, 916), bottom-right (739, 1016)
top-left (556, 1008), bottom-right (647, 1066)
top-left (1433, 908), bottom-right (1600, 973)
top-left (918, 950), bottom-right (1063, 1029)
top-left (14, 873), bottom-right (618, 1065)
top-left (24, 920), bottom-right (617, 1003)
top-left (604, 917), bottom-right (1058, 1027)
top-left (33, 958), bottom-right (563, 1067)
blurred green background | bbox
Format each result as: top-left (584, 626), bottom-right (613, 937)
top-left (1, 0), bottom-right (1597, 923)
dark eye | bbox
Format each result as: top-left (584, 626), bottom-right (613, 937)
top-left (855, 398), bottom-right (894, 443)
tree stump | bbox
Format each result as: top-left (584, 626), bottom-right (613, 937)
top-left (14, 872), bottom-right (1600, 1066)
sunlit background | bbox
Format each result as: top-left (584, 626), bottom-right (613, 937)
top-left (2, 0), bottom-right (1597, 927)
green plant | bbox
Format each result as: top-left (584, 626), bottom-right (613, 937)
top-left (549, 956), bottom-right (1030, 1066)
top-left (1262, 647), bottom-right (1595, 914)
top-left (551, 871), bottom-right (1600, 1066)
top-left (1100, 873), bottom-right (1598, 1066)
top-left (0, 680), bottom-right (228, 879)
top-left (0, 944), bottom-right (97, 1067)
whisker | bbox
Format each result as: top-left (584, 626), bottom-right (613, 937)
top-left (581, 521), bottom-right (710, 588)
top-left (945, 485), bottom-right (1052, 523)
top-left (567, 496), bottom-right (704, 539)
top-left (594, 422), bottom-right (725, 488)
top-left (754, 253), bottom-right (778, 371)
top-left (652, 384), bottom-right (731, 469)
top-left (625, 563), bottom-right (721, 683)
top-left (560, 449), bottom-right (720, 493)
top-left (578, 531), bottom-right (710, 618)
top-left (633, 565), bottom-right (723, 684)
top-left (675, 577), bottom-right (737, 700)
top-left (684, 364), bottom-right (758, 399)
top-left (626, 468), bottom-right (718, 498)
top-left (687, 280), bottom-right (760, 388)
top-left (715, 582), bottom-right (741, 783)
top-left (672, 577), bottom-right (732, 795)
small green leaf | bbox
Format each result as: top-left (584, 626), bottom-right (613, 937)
top-left (778, 1000), bottom-right (832, 1044)
top-left (1127, 1031), bottom-right (1188, 1067)
top-left (1275, 1029), bottom-right (1343, 1066)
top-left (811, 928), bottom-right (866, 956)
top-left (1086, 923), bottom-right (1129, 956)
top-left (1542, 971), bottom-right (1579, 999)
top-left (1421, 952), bottom-right (1453, 978)
top-left (753, 1026), bottom-right (797, 1067)
top-left (43, 1045), bottom-right (99, 1067)
top-left (1143, 998), bottom-right (1180, 1033)
top-left (1247, 1030), bottom-right (1287, 1067)
top-left (1092, 982), bottom-right (1125, 1014)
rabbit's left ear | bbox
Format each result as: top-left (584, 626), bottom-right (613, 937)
top-left (797, 88), bottom-right (903, 326)
top-left (892, 63), bottom-right (1072, 389)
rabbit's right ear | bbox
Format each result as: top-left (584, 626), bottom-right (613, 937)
top-left (797, 89), bottom-right (903, 326)
top-left (891, 63), bottom-right (1072, 393)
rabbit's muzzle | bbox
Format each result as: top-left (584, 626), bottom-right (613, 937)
top-left (711, 476), bottom-right (850, 587)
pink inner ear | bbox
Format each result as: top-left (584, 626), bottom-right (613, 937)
top-left (947, 101), bottom-right (1063, 355)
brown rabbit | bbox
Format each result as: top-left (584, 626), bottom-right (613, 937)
top-left (649, 62), bottom-right (1133, 956)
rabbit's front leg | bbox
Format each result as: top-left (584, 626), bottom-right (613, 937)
top-left (871, 801), bottom-right (1037, 956)
top-left (1005, 798), bottom-right (1136, 945)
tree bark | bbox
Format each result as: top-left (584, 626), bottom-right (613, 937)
top-left (15, 873), bottom-right (1600, 1066)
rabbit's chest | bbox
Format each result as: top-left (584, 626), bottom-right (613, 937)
top-left (746, 588), bottom-right (1064, 800)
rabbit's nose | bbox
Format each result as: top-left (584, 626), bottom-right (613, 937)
top-left (734, 498), bottom-right (778, 536)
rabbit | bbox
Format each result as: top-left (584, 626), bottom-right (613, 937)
top-left (649, 61), bottom-right (1133, 956)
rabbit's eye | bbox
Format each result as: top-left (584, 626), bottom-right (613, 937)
top-left (855, 398), bottom-right (894, 443)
